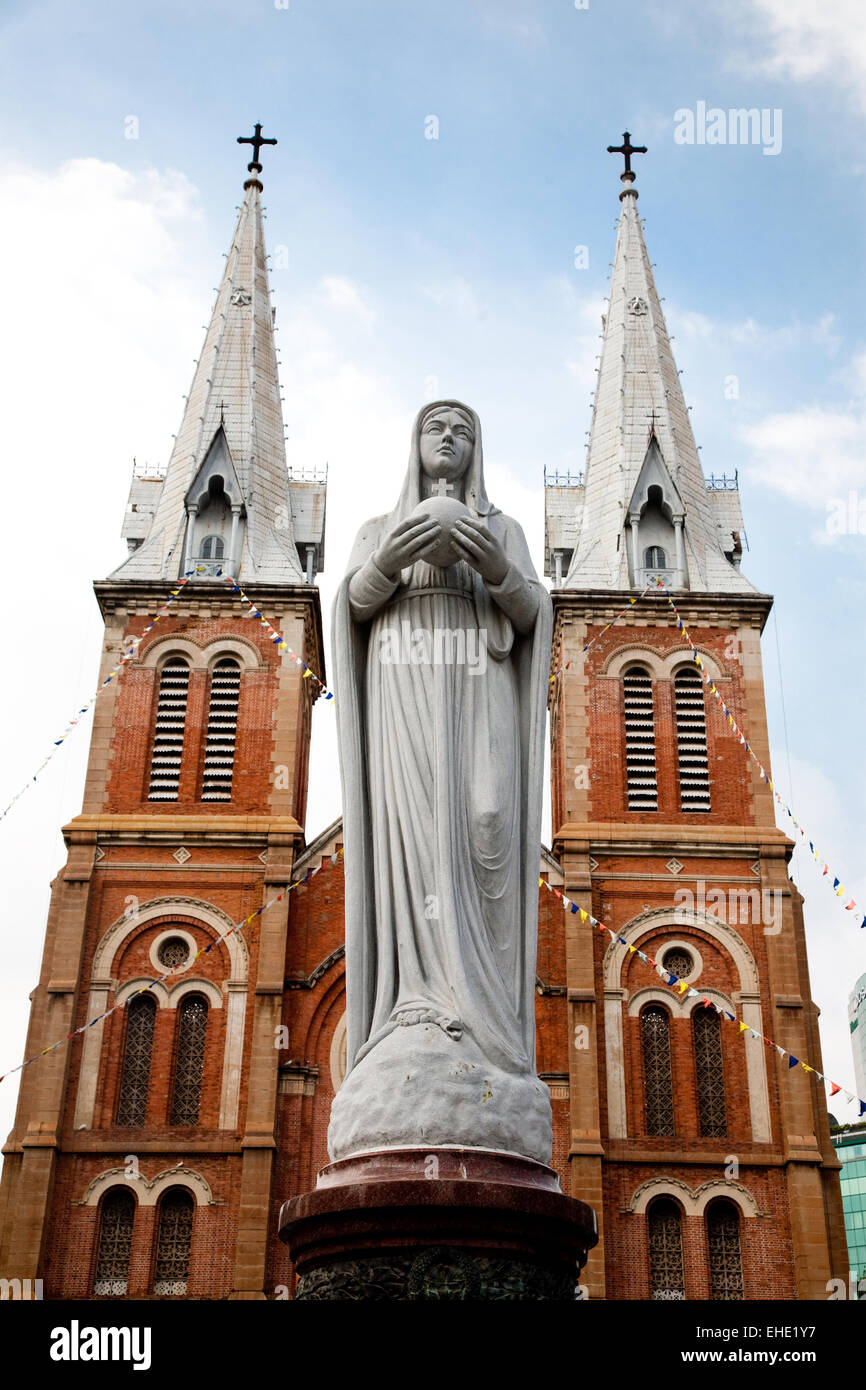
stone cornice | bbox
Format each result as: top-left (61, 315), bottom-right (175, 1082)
top-left (552, 588), bottom-right (773, 634)
top-left (63, 813), bottom-right (304, 849)
top-left (554, 822), bottom-right (792, 856)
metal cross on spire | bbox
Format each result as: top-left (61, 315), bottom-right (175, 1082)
top-left (607, 131), bottom-right (647, 180)
top-left (237, 123), bottom-right (278, 173)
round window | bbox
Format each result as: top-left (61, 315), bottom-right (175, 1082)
top-left (662, 947), bottom-right (693, 980)
top-left (157, 936), bottom-right (190, 969)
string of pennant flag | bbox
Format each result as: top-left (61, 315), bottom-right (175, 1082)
top-left (654, 580), bottom-right (865, 931)
top-left (0, 848), bottom-right (344, 1087)
top-left (549, 582), bottom-right (654, 685)
top-left (538, 872), bottom-right (866, 1117)
top-left (0, 568), bottom-right (206, 823)
top-left (218, 570), bottom-right (334, 699)
top-left (0, 565), bottom-right (334, 825)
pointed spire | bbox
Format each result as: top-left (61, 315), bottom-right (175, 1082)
top-left (563, 136), bottom-right (757, 594)
top-left (112, 141), bottom-right (304, 584)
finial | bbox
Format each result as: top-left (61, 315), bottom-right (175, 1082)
top-left (237, 123), bottom-right (278, 191)
top-left (607, 131), bottom-right (647, 200)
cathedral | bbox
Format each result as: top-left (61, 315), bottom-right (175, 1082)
top-left (0, 136), bottom-right (848, 1300)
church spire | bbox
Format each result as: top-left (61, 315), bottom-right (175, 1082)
top-left (554, 135), bottom-right (756, 594)
top-left (114, 127), bottom-right (312, 584)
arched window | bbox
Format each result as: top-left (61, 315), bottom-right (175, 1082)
top-left (116, 995), bottom-right (156, 1126)
top-left (707, 1200), bottom-right (744, 1299)
top-left (152, 1189), bottom-right (194, 1295)
top-left (170, 996), bottom-right (208, 1125)
top-left (648, 1199), bottom-right (685, 1299)
top-left (694, 1006), bottom-right (727, 1137)
top-left (623, 666), bottom-right (658, 811)
top-left (645, 545), bottom-right (667, 569)
top-left (148, 658), bottom-right (190, 801)
top-left (675, 667), bottom-right (711, 812)
top-left (201, 659), bottom-right (241, 802)
top-left (200, 534), bottom-right (224, 560)
top-left (642, 1006), bottom-right (674, 1135)
top-left (93, 1188), bottom-right (135, 1296)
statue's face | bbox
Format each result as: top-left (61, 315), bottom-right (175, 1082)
top-left (419, 409), bottom-right (475, 484)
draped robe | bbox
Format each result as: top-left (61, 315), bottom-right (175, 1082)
top-left (332, 403), bottom-right (553, 1098)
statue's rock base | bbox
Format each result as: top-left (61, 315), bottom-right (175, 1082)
top-left (278, 1148), bottom-right (598, 1301)
top-left (327, 1022), bottom-right (553, 1166)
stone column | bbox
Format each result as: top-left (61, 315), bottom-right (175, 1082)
top-left (628, 512), bottom-right (641, 585)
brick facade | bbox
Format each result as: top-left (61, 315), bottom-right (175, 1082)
top-left (0, 575), bottom-right (850, 1300)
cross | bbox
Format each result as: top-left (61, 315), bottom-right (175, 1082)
top-left (237, 123), bottom-right (278, 172)
top-left (607, 131), bottom-right (647, 178)
top-left (431, 477), bottom-right (454, 497)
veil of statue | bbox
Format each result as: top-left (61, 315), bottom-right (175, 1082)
top-left (329, 401), bottom-right (554, 1164)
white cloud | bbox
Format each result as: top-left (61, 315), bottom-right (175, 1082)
top-left (741, 404), bottom-right (866, 512)
top-left (733, 0), bottom-right (866, 111)
top-left (320, 275), bottom-right (376, 324)
top-left (420, 278), bottom-right (485, 323)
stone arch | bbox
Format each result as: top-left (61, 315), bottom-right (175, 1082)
top-left (603, 907), bottom-right (769, 1143)
top-left (201, 635), bottom-right (262, 670)
top-left (92, 897), bottom-right (249, 985)
top-left (628, 985), bottom-right (735, 1019)
top-left (138, 636), bottom-right (204, 669)
top-left (164, 978), bottom-right (223, 1010)
top-left (329, 1011), bottom-right (348, 1092)
top-left (628, 1176), bottom-right (759, 1218)
top-left (78, 1166), bottom-right (216, 1208)
top-left (114, 978), bottom-right (170, 1010)
top-left (602, 644), bottom-right (724, 683)
top-left (74, 898), bottom-right (249, 1134)
top-left (604, 906), bottom-right (759, 995)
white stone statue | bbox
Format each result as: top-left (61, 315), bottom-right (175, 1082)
top-left (329, 401), bottom-right (553, 1165)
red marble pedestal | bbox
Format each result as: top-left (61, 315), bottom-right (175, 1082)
top-left (278, 1148), bottom-right (598, 1301)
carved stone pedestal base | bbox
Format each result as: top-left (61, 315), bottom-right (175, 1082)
top-left (278, 1148), bottom-right (597, 1301)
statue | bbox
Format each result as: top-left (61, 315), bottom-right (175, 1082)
top-left (329, 401), bottom-right (554, 1165)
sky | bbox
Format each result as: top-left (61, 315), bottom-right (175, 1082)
top-left (0, 0), bottom-right (865, 1168)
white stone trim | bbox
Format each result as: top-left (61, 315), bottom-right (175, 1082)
top-left (604, 989), bottom-right (628, 1138)
top-left (220, 983), bottom-right (248, 1129)
top-left (627, 985), bottom-right (734, 1019)
top-left (628, 1176), bottom-right (759, 1218)
top-left (603, 908), bottom-right (769, 1143)
top-left (77, 1166), bottom-right (216, 1207)
top-left (74, 898), bottom-right (250, 1131)
top-left (201, 636), bottom-right (262, 670)
top-left (138, 637), bottom-right (204, 669)
top-left (329, 1012), bottom-right (348, 1092)
top-left (601, 645), bottom-right (724, 683)
top-left (165, 978), bottom-right (223, 1010)
top-left (148, 928), bottom-right (198, 977)
top-left (92, 897), bottom-right (249, 982)
top-left (114, 978), bottom-right (170, 1010)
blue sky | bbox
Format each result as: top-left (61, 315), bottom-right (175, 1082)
top-left (1, 0), bottom-right (865, 1152)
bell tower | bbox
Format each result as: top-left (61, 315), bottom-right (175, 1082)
top-left (544, 139), bottom-right (848, 1299)
top-left (0, 131), bottom-right (327, 1299)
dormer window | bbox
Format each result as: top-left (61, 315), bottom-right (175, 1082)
top-left (200, 535), bottom-right (224, 560)
top-left (182, 428), bottom-right (246, 577)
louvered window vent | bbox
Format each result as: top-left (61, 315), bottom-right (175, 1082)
top-left (675, 668), bottom-right (711, 812)
top-left (201, 659), bottom-right (240, 802)
top-left (624, 667), bottom-right (658, 811)
top-left (148, 660), bottom-right (190, 801)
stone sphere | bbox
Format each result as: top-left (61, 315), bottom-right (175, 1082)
top-left (410, 495), bottom-right (471, 567)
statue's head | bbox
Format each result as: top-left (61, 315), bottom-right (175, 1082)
top-left (418, 404), bottom-right (476, 487)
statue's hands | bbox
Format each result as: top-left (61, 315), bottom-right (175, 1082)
top-left (374, 515), bottom-right (442, 581)
top-left (451, 517), bottom-right (509, 586)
